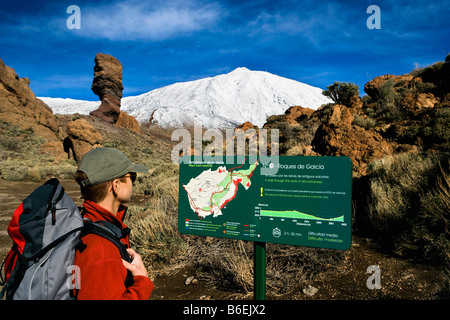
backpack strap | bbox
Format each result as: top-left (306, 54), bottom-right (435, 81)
top-left (0, 249), bottom-right (27, 300)
top-left (78, 219), bottom-right (135, 288)
top-left (0, 249), bottom-right (19, 299)
top-left (90, 220), bottom-right (130, 241)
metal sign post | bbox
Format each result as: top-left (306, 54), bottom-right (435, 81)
top-left (254, 241), bottom-right (266, 300)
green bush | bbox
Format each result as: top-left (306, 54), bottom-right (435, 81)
top-left (322, 81), bottom-right (360, 106)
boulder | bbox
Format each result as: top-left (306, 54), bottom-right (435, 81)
top-left (284, 106), bottom-right (315, 125)
top-left (364, 74), bottom-right (417, 100)
top-left (235, 121), bottom-right (258, 132)
top-left (348, 94), bottom-right (363, 109)
top-left (65, 118), bottom-right (103, 161)
top-left (400, 93), bottom-right (438, 116)
top-left (116, 111), bottom-right (141, 132)
top-left (312, 104), bottom-right (393, 176)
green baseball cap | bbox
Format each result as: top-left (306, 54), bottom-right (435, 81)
top-left (78, 147), bottom-right (148, 187)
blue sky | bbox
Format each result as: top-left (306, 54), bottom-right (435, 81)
top-left (1, 0), bottom-right (449, 100)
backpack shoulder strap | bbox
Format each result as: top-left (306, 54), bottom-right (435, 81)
top-left (80, 220), bottom-right (131, 261)
top-left (78, 219), bottom-right (134, 287)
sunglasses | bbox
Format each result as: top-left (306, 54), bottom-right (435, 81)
top-left (123, 172), bottom-right (137, 184)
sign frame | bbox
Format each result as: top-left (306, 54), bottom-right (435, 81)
top-left (178, 155), bottom-right (353, 250)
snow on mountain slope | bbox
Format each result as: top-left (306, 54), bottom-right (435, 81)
top-left (41, 67), bottom-right (331, 128)
top-left (121, 67), bottom-right (331, 128)
top-left (38, 97), bottom-right (100, 115)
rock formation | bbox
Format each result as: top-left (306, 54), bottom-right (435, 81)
top-left (311, 104), bottom-right (393, 176)
top-left (261, 55), bottom-right (449, 177)
top-left (90, 53), bottom-right (124, 124)
top-left (116, 111), bottom-right (141, 132)
top-left (0, 58), bottom-right (60, 142)
top-left (283, 106), bottom-right (315, 125)
top-left (64, 118), bottom-right (102, 161)
top-left (363, 74), bottom-right (418, 99)
top-left (235, 121), bottom-right (258, 132)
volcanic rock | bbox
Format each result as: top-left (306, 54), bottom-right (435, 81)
top-left (116, 111), bottom-right (141, 132)
top-left (364, 74), bottom-right (418, 100)
top-left (65, 118), bottom-right (102, 161)
top-left (284, 106), bottom-right (315, 125)
top-left (348, 94), bottom-right (363, 109)
top-left (303, 285), bottom-right (318, 297)
top-left (400, 93), bottom-right (438, 117)
top-left (415, 58), bottom-right (450, 97)
top-left (90, 53), bottom-right (124, 124)
top-left (235, 121), bottom-right (258, 132)
top-left (312, 104), bottom-right (393, 176)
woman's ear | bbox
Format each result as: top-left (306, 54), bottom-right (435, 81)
top-left (111, 178), bottom-right (120, 195)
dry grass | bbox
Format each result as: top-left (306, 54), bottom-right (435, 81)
top-left (366, 151), bottom-right (449, 265)
top-left (126, 162), bottom-right (183, 277)
top-left (189, 238), bottom-right (254, 293)
top-left (127, 200), bottom-right (186, 278)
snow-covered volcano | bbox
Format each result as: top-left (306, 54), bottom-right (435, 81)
top-left (41, 67), bottom-right (331, 128)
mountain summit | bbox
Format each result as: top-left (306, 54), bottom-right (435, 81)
top-left (121, 67), bottom-right (331, 128)
top-left (42, 67), bottom-right (332, 128)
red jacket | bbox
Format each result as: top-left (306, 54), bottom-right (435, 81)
top-left (74, 200), bottom-right (154, 300)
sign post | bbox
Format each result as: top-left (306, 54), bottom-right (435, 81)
top-left (178, 156), bottom-right (353, 299)
top-left (254, 242), bottom-right (266, 300)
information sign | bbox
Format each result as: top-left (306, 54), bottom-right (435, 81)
top-left (178, 156), bottom-right (352, 250)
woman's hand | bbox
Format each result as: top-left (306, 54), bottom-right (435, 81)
top-left (122, 248), bottom-right (149, 278)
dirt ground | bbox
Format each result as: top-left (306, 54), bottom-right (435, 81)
top-left (0, 179), bottom-right (448, 300)
top-left (150, 235), bottom-right (447, 300)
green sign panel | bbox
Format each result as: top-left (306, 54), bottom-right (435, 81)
top-left (178, 156), bottom-right (352, 250)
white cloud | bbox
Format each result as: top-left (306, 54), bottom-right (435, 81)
top-left (79, 0), bottom-right (223, 41)
top-left (244, 2), bottom-right (349, 45)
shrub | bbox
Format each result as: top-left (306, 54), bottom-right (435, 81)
top-left (0, 136), bottom-right (24, 153)
top-left (377, 78), bottom-right (395, 102)
top-left (26, 168), bottom-right (41, 182)
top-left (322, 81), bottom-right (360, 106)
top-left (422, 107), bottom-right (450, 150)
top-left (352, 114), bottom-right (376, 130)
top-left (126, 163), bottom-right (183, 277)
top-left (186, 238), bottom-right (344, 294)
top-left (191, 239), bottom-right (254, 293)
top-left (414, 81), bottom-right (436, 93)
top-left (366, 152), bottom-right (449, 264)
top-left (1, 167), bottom-right (27, 181)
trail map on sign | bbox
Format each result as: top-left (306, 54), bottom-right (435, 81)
top-left (178, 156), bottom-right (353, 250)
top-left (183, 160), bottom-right (258, 218)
